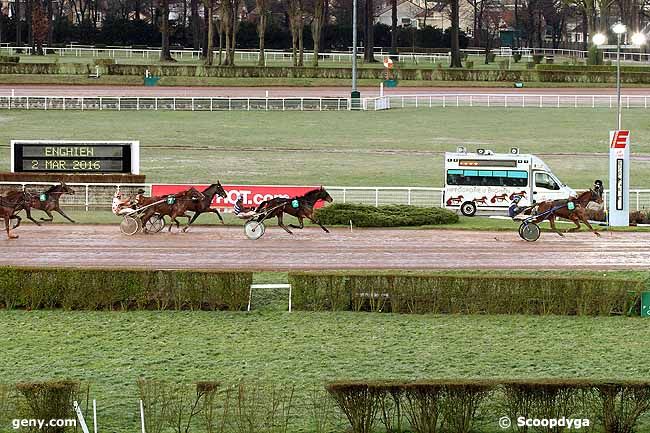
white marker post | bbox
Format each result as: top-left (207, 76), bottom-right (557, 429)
top-left (608, 130), bottom-right (630, 226)
top-left (73, 401), bottom-right (90, 433)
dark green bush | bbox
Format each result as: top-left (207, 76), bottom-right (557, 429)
top-left (513, 52), bottom-right (522, 63)
top-left (486, 52), bottom-right (496, 63)
top-left (533, 54), bottom-right (544, 64)
top-left (314, 204), bottom-right (458, 228)
top-left (289, 272), bottom-right (643, 315)
top-left (465, 60), bottom-right (474, 69)
top-left (588, 44), bottom-right (604, 65)
top-left (15, 381), bottom-right (84, 433)
top-left (0, 267), bottom-right (251, 311)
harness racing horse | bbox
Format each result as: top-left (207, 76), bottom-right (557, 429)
top-left (140, 189), bottom-right (207, 232)
top-left (255, 187), bottom-right (333, 234)
top-left (182, 183), bottom-right (228, 232)
top-left (0, 191), bottom-right (35, 239)
top-left (28, 182), bottom-right (76, 223)
top-left (533, 189), bottom-right (603, 237)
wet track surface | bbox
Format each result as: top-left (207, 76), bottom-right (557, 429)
top-left (1, 225), bottom-right (647, 270)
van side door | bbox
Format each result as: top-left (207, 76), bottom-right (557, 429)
top-left (533, 171), bottom-right (565, 202)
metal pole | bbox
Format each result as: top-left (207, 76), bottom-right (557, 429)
top-left (617, 32), bottom-right (622, 130)
top-left (352, 0), bottom-right (358, 92)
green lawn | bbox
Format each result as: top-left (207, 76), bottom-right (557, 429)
top-left (2, 309), bottom-right (650, 433)
top-left (1, 109), bottom-right (649, 188)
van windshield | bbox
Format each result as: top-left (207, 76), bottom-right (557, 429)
top-left (535, 172), bottom-right (560, 190)
top-left (447, 169), bottom-right (528, 187)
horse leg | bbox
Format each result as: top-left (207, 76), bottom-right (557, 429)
top-left (309, 217), bottom-right (330, 233)
top-left (277, 213), bottom-right (293, 234)
top-left (12, 215), bottom-right (22, 229)
top-left (566, 215), bottom-right (582, 233)
top-left (40, 209), bottom-right (54, 222)
top-left (548, 215), bottom-right (564, 237)
top-left (182, 212), bottom-right (199, 233)
top-left (25, 208), bottom-right (42, 226)
top-left (212, 209), bottom-right (225, 224)
top-left (54, 207), bottom-right (76, 223)
top-left (578, 211), bottom-right (601, 237)
top-left (5, 217), bottom-right (17, 239)
top-left (289, 216), bottom-right (305, 229)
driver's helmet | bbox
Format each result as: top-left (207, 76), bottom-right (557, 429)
top-left (511, 195), bottom-right (522, 204)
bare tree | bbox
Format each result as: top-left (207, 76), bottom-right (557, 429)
top-left (391, 0), bottom-right (397, 51)
top-left (311, 0), bottom-right (325, 66)
top-left (32, 0), bottom-right (47, 54)
top-left (287, 0), bottom-right (304, 66)
top-left (160, 0), bottom-right (174, 61)
top-left (191, 0), bottom-right (201, 48)
top-left (363, 0), bottom-right (375, 62)
top-left (203, 0), bottom-right (215, 64)
top-left (450, 0), bottom-right (462, 66)
top-left (256, 0), bottom-right (268, 65)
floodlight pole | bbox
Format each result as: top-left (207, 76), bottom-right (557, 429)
top-left (616, 32), bottom-right (622, 130)
top-left (352, 0), bottom-right (358, 93)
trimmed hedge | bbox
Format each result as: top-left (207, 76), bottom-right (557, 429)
top-left (0, 56), bottom-right (19, 63)
top-left (0, 267), bottom-right (252, 310)
top-left (328, 379), bottom-right (650, 433)
top-left (15, 380), bottom-right (85, 433)
top-left (315, 204), bottom-right (458, 227)
top-left (288, 272), bottom-right (643, 315)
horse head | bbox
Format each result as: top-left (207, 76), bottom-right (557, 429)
top-left (318, 186), bottom-right (334, 203)
top-left (59, 181), bottom-right (75, 195)
top-left (214, 181), bottom-right (227, 199)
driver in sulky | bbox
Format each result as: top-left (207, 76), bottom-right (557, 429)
top-left (233, 195), bottom-right (257, 219)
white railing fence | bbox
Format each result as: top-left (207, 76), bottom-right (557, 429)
top-left (2, 182), bottom-right (650, 213)
top-left (0, 96), bottom-right (351, 112)
top-left (3, 94), bottom-right (650, 112)
top-left (364, 94), bottom-right (650, 110)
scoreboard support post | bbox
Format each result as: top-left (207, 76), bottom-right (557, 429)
top-left (608, 130), bottom-right (630, 227)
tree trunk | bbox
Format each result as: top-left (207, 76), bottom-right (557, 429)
top-left (450, 0), bottom-right (462, 67)
top-left (204, 0), bottom-right (213, 65)
top-left (160, 0), bottom-right (173, 61)
top-left (202, 5), bottom-right (209, 57)
top-left (363, 0), bottom-right (374, 62)
top-left (191, 0), bottom-right (200, 49)
top-left (311, 0), bottom-right (324, 66)
top-left (298, 13), bottom-right (303, 66)
top-left (256, 0), bottom-right (267, 66)
top-left (46, 0), bottom-right (53, 46)
top-left (229, 0), bottom-right (239, 66)
top-left (391, 0), bottom-right (397, 51)
top-left (16, 0), bottom-right (22, 46)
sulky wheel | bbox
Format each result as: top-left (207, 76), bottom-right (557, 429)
top-left (519, 222), bottom-right (541, 242)
top-left (120, 215), bottom-right (142, 236)
top-left (144, 214), bottom-right (165, 233)
top-left (460, 201), bottom-right (477, 217)
top-left (244, 220), bottom-right (265, 240)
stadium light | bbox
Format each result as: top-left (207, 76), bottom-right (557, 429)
top-left (612, 23), bottom-right (627, 35)
top-left (632, 32), bottom-right (647, 46)
top-left (592, 33), bottom-right (607, 46)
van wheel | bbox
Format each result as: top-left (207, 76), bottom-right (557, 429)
top-left (460, 201), bottom-right (477, 217)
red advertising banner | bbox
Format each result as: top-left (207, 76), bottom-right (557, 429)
top-left (150, 184), bottom-right (323, 209)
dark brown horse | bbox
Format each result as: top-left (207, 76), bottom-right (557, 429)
top-left (181, 183), bottom-right (228, 232)
top-left (0, 190), bottom-right (37, 239)
top-left (28, 182), bottom-right (76, 223)
top-left (139, 188), bottom-right (207, 232)
top-left (255, 187), bottom-right (333, 234)
top-left (533, 189), bottom-right (603, 237)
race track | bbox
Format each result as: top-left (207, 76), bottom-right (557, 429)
top-left (1, 224), bottom-right (647, 270)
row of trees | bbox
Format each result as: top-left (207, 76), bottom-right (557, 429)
top-left (1, 0), bottom-right (648, 66)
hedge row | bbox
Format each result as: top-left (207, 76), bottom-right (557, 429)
top-left (0, 267), bottom-right (252, 310)
top-left (536, 64), bottom-right (650, 73)
top-left (315, 204), bottom-right (458, 227)
top-left (288, 272), bottom-right (644, 315)
top-left (327, 379), bottom-right (650, 433)
top-left (5, 62), bottom-right (650, 82)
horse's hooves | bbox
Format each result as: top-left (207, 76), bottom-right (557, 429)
top-left (8, 234), bottom-right (18, 239)
top-left (595, 233), bottom-right (601, 237)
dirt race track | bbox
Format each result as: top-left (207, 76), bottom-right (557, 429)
top-left (1, 224), bottom-right (648, 270)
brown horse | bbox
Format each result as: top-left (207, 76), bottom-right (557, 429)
top-left (255, 187), bottom-right (333, 234)
top-left (0, 190), bottom-right (36, 239)
top-left (140, 188), bottom-right (207, 232)
top-left (28, 182), bottom-right (76, 223)
top-left (533, 189), bottom-right (603, 237)
top-left (181, 183), bottom-right (228, 232)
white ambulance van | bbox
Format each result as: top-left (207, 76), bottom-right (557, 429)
top-left (444, 147), bottom-right (576, 216)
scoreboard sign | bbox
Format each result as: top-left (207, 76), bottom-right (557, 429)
top-left (11, 140), bottom-right (140, 174)
top-left (608, 130), bottom-right (630, 227)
